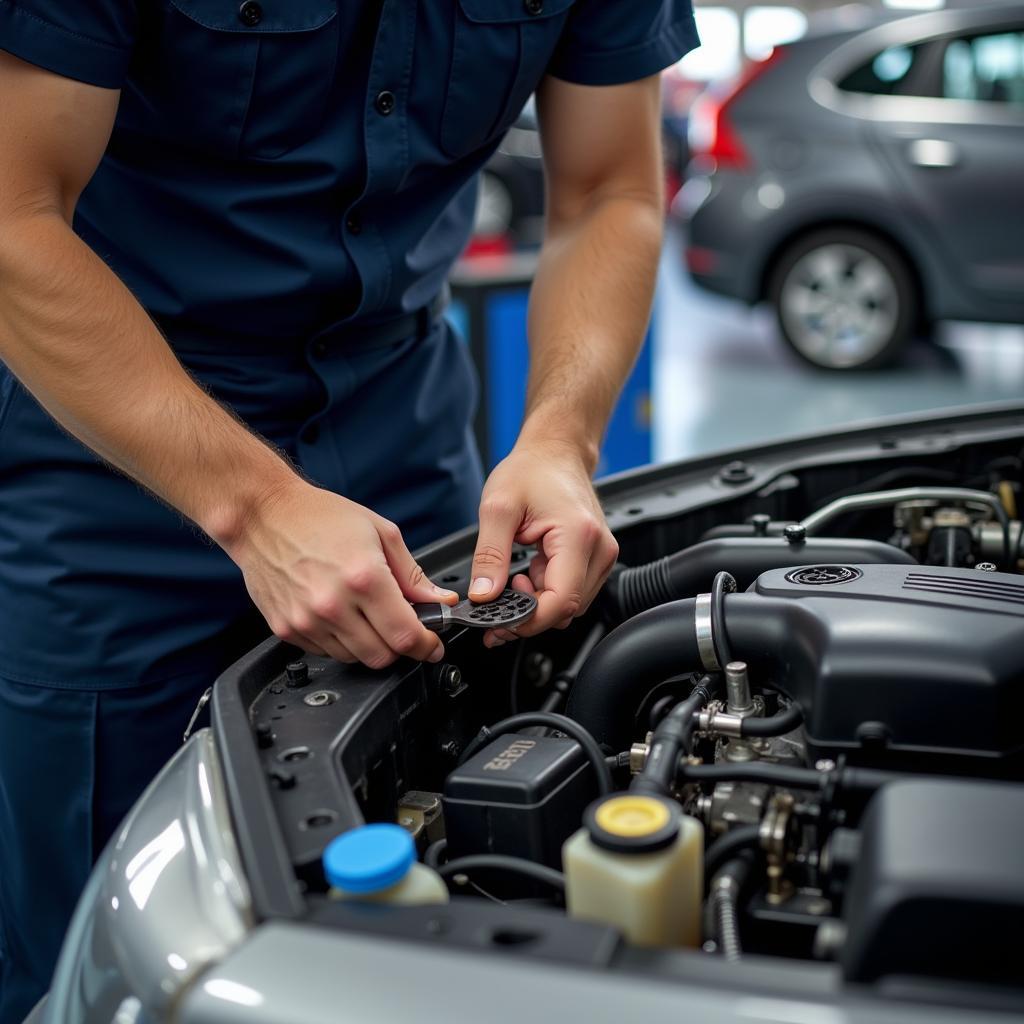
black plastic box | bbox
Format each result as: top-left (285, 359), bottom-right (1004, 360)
top-left (443, 733), bottom-right (595, 870)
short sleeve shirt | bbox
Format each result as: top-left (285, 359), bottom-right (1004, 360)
top-left (0, 0), bottom-right (699, 341)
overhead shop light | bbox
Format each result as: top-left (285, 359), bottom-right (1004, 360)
top-left (882, 0), bottom-right (945, 10)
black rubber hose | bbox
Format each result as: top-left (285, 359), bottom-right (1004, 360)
top-left (709, 852), bottom-right (755, 963)
top-left (424, 838), bottom-right (447, 870)
top-left (678, 761), bottom-right (901, 794)
top-left (632, 676), bottom-right (718, 797)
top-left (537, 622), bottom-right (606, 714)
top-left (710, 571), bottom-right (737, 667)
top-left (438, 855), bottom-right (565, 895)
top-left (705, 825), bottom-right (761, 883)
top-left (568, 594), bottom-right (806, 751)
top-left (681, 762), bottom-right (823, 790)
top-left (605, 537), bottom-right (916, 620)
top-left (567, 600), bottom-right (700, 750)
top-left (458, 711), bottom-right (613, 795)
top-left (739, 703), bottom-right (803, 737)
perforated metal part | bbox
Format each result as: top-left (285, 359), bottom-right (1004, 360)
top-left (414, 589), bottom-right (538, 632)
top-left (454, 590), bottom-right (537, 628)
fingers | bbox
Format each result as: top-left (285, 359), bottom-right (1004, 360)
top-left (343, 565), bottom-right (445, 666)
top-left (580, 531), bottom-right (619, 614)
top-left (484, 573), bottom-right (535, 648)
top-left (375, 516), bottom-right (458, 606)
top-left (507, 521), bottom-right (618, 638)
top-left (275, 559), bottom-right (445, 669)
top-left (470, 494), bottom-right (521, 602)
top-left (530, 537), bottom-right (589, 633)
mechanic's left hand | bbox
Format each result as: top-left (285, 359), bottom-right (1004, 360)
top-left (469, 441), bottom-right (619, 646)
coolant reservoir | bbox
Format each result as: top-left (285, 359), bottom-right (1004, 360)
top-left (563, 794), bottom-right (703, 947)
top-left (324, 823), bottom-right (449, 906)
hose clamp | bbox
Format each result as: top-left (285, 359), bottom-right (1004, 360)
top-left (694, 593), bottom-right (721, 672)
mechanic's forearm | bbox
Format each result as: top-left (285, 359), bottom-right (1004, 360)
top-left (0, 211), bottom-right (297, 544)
top-left (519, 191), bottom-right (663, 473)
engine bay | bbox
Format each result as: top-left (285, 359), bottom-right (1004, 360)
top-left (211, 405), bottom-right (1024, 1016)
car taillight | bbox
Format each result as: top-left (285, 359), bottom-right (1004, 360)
top-left (688, 47), bottom-right (786, 171)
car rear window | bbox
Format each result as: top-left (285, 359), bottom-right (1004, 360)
top-left (837, 43), bottom-right (928, 96)
top-left (943, 30), bottom-right (1024, 107)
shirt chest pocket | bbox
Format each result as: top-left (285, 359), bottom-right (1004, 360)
top-left (145, 0), bottom-right (339, 159)
top-left (440, 0), bottom-right (575, 160)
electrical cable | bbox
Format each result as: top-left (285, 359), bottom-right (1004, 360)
top-left (508, 639), bottom-right (529, 715)
top-left (438, 855), bottom-right (565, 895)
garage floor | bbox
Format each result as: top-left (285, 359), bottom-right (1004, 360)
top-left (652, 224), bottom-right (1024, 463)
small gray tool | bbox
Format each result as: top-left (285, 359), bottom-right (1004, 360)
top-left (414, 588), bottom-right (538, 633)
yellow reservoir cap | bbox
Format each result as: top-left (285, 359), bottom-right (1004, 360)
top-left (594, 796), bottom-right (672, 838)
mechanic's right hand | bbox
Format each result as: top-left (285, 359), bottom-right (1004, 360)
top-left (227, 479), bottom-right (458, 669)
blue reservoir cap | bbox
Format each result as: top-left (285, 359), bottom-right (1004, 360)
top-left (323, 824), bottom-right (416, 894)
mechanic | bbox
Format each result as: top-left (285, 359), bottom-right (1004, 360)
top-left (0, 1), bottom-right (697, 1019)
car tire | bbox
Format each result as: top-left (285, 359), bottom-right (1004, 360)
top-left (768, 228), bottom-right (919, 371)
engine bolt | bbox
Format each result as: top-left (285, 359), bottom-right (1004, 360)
top-left (285, 661), bottom-right (309, 688)
top-left (719, 460), bottom-right (754, 485)
top-left (441, 665), bottom-right (464, 696)
top-left (750, 513), bottom-right (771, 536)
top-left (783, 523), bottom-right (807, 545)
top-left (976, 562), bottom-right (998, 572)
top-left (814, 758), bottom-right (836, 772)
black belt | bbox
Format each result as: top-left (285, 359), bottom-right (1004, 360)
top-left (309, 287), bottom-right (450, 355)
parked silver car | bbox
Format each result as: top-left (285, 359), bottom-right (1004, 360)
top-left (681, 3), bottom-right (1024, 370)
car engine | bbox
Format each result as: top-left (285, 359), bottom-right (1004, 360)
top-left (210, 410), bottom-right (1024, 1015)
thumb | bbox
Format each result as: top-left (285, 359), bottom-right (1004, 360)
top-left (378, 520), bottom-right (458, 605)
top-left (470, 497), bottom-right (520, 602)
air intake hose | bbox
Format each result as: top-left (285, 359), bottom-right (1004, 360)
top-left (604, 537), bottom-right (914, 622)
top-left (567, 593), bottom-right (815, 751)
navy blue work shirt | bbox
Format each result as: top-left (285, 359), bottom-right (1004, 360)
top-left (0, 0), bottom-right (697, 340)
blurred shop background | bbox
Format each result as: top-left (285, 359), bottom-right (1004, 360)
top-left (451, 0), bottom-right (1024, 477)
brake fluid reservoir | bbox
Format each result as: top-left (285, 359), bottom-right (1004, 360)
top-left (323, 823), bottom-right (449, 906)
top-left (563, 794), bottom-right (703, 947)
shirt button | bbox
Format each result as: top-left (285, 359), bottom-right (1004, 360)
top-left (374, 90), bottom-right (396, 116)
top-left (345, 215), bottom-right (362, 235)
top-left (238, 1), bottom-right (263, 26)
top-left (302, 424), bottom-right (320, 444)
top-left (524, 0), bottom-right (543, 14)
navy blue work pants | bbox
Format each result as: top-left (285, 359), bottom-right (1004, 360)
top-left (0, 318), bottom-right (483, 1023)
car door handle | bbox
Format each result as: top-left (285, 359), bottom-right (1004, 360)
top-left (907, 138), bottom-right (960, 168)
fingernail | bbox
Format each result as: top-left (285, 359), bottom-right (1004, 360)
top-left (431, 584), bottom-right (457, 599)
top-left (470, 577), bottom-right (493, 597)
top-left (428, 645), bottom-right (444, 664)
top-left (487, 637), bottom-right (506, 648)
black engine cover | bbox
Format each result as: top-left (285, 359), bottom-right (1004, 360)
top-left (749, 564), bottom-right (1024, 759)
top-left (841, 779), bottom-right (1024, 984)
